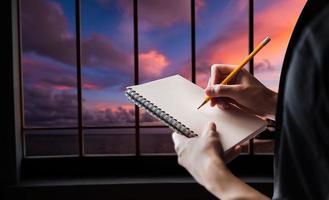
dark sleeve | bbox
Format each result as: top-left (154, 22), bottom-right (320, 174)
top-left (273, 22), bottom-right (329, 199)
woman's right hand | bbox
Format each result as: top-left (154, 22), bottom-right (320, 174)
top-left (205, 64), bottom-right (277, 118)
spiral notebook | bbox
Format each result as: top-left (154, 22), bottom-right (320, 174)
top-left (125, 75), bottom-right (267, 152)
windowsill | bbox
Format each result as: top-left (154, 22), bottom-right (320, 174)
top-left (13, 175), bottom-right (273, 188)
top-left (6, 175), bottom-right (274, 199)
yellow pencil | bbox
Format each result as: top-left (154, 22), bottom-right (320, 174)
top-left (197, 36), bottom-right (271, 109)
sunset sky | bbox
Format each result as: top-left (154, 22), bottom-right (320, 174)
top-left (21, 0), bottom-right (306, 127)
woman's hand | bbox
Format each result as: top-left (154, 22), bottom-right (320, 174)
top-left (172, 122), bottom-right (241, 187)
top-left (206, 64), bottom-right (277, 118)
top-left (172, 122), bottom-right (270, 200)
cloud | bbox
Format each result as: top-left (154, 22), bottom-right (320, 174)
top-left (22, 55), bottom-right (128, 92)
top-left (83, 106), bottom-right (135, 126)
top-left (81, 34), bottom-right (132, 70)
top-left (22, 55), bottom-right (77, 90)
top-left (118, 0), bottom-right (191, 30)
top-left (24, 86), bottom-right (78, 127)
top-left (83, 102), bottom-right (157, 126)
top-left (252, 0), bottom-right (305, 91)
top-left (21, 54), bottom-right (157, 126)
top-left (21, 0), bottom-right (132, 73)
top-left (195, 0), bottom-right (305, 88)
top-left (21, 0), bottom-right (75, 64)
top-left (196, 0), bottom-right (206, 12)
top-left (253, 0), bottom-right (306, 67)
top-left (139, 50), bottom-right (170, 77)
top-left (24, 83), bottom-right (149, 127)
top-left (254, 59), bottom-right (274, 72)
top-left (195, 21), bottom-right (249, 87)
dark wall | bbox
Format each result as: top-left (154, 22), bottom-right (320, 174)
top-left (1, 0), bottom-right (23, 198)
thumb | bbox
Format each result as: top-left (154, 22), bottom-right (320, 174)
top-left (205, 84), bottom-right (241, 99)
top-left (172, 132), bottom-right (189, 155)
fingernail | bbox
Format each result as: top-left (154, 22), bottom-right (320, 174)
top-left (208, 122), bottom-right (216, 130)
top-left (214, 85), bottom-right (220, 93)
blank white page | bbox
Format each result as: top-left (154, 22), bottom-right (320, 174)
top-left (129, 75), bottom-right (267, 151)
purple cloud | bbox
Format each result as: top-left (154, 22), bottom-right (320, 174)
top-left (24, 86), bottom-right (78, 127)
top-left (24, 84), bottom-right (143, 127)
top-left (23, 55), bottom-right (130, 91)
top-left (118, 0), bottom-right (191, 29)
top-left (21, 0), bottom-right (132, 72)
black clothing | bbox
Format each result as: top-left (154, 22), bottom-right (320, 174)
top-left (274, 3), bottom-right (329, 199)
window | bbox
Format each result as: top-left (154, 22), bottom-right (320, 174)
top-left (253, 0), bottom-right (306, 154)
top-left (196, 0), bottom-right (250, 153)
top-left (20, 0), bottom-right (305, 158)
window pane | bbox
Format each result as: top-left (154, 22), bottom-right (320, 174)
top-left (254, 139), bottom-right (275, 155)
top-left (80, 0), bottom-right (135, 155)
top-left (21, 0), bottom-right (78, 128)
top-left (254, 0), bottom-right (306, 92)
top-left (140, 127), bottom-right (175, 154)
top-left (196, 0), bottom-right (249, 88)
top-left (84, 128), bottom-right (135, 155)
top-left (253, 0), bottom-right (306, 154)
top-left (195, 0), bottom-right (249, 154)
top-left (81, 0), bottom-right (135, 127)
top-left (25, 129), bottom-right (78, 156)
top-left (138, 0), bottom-right (192, 126)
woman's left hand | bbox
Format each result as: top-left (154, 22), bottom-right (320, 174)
top-left (172, 122), bottom-right (241, 187)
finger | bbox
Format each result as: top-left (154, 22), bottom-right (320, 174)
top-left (172, 132), bottom-right (189, 155)
top-left (205, 84), bottom-right (241, 99)
top-left (210, 64), bottom-right (238, 85)
top-left (210, 98), bottom-right (216, 107)
top-left (211, 98), bottom-right (225, 108)
top-left (217, 102), bottom-right (230, 110)
top-left (209, 122), bottom-right (216, 131)
top-left (202, 122), bottom-right (218, 138)
top-left (207, 78), bottom-right (211, 87)
top-left (211, 97), bottom-right (231, 109)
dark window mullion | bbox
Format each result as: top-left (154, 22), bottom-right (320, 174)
top-left (133, 0), bottom-right (140, 156)
top-left (75, 0), bottom-right (84, 156)
top-left (249, 0), bottom-right (254, 75)
top-left (249, 0), bottom-right (254, 155)
top-left (17, 0), bottom-right (27, 157)
top-left (191, 0), bottom-right (196, 83)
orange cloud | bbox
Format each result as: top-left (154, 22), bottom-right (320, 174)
top-left (254, 0), bottom-right (306, 62)
top-left (253, 0), bottom-right (306, 90)
top-left (196, 27), bottom-right (249, 88)
top-left (139, 50), bottom-right (170, 77)
top-left (196, 0), bottom-right (306, 90)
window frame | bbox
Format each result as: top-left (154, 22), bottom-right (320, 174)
top-left (12, 0), bottom-right (274, 180)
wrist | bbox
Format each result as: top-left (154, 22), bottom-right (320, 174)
top-left (202, 157), bottom-right (269, 200)
top-left (202, 157), bottom-right (230, 192)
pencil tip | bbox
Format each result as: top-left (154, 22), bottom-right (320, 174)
top-left (197, 101), bottom-right (206, 110)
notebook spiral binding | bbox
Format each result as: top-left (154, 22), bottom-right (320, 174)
top-left (125, 88), bottom-right (196, 138)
